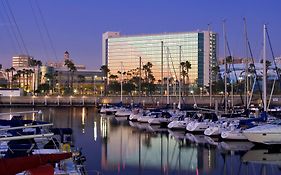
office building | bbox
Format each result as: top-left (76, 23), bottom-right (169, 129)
top-left (103, 31), bottom-right (218, 86)
top-left (12, 55), bottom-right (33, 69)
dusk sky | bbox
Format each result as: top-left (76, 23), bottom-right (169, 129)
top-left (0, 0), bottom-right (280, 69)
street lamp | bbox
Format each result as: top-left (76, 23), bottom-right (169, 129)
top-left (93, 75), bottom-right (97, 95)
top-left (82, 96), bottom-right (85, 106)
top-left (32, 95), bottom-right (35, 106)
top-left (44, 95), bottom-right (48, 105)
top-left (57, 95), bottom-right (60, 106)
top-left (190, 90), bottom-right (197, 107)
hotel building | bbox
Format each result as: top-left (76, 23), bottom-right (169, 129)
top-left (102, 31), bottom-right (218, 86)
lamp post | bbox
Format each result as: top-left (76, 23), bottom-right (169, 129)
top-left (44, 95), bottom-right (48, 105)
top-left (57, 95), bottom-right (60, 106)
top-left (32, 95), bottom-right (35, 106)
top-left (70, 96), bottom-right (73, 106)
top-left (82, 96), bottom-right (85, 106)
top-left (190, 90), bottom-right (197, 107)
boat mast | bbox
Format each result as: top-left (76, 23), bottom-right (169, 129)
top-left (208, 23), bottom-right (212, 108)
top-left (139, 56), bottom-right (142, 98)
top-left (243, 18), bottom-right (249, 109)
top-left (161, 41), bottom-right (164, 104)
top-left (121, 61), bottom-right (123, 103)
top-left (166, 47), bottom-right (170, 105)
top-left (178, 45), bottom-right (182, 109)
top-left (263, 24), bottom-right (267, 112)
top-left (223, 20), bottom-right (228, 113)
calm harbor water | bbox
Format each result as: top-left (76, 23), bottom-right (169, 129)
top-left (0, 107), bottom-right (281, 175)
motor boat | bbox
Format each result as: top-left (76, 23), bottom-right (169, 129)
top-left (115, 107), bottom-right (132, 117)
top-left (186, 112), bottom-right (218, 132)
top-left (137, 112), bottom-right (161, 123)
top-left (168, 111), bottom-right (196, 130)
top-left (243, 119), bottom-right (281, 145)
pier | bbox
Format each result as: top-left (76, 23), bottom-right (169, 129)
top-left (0, 95), bottom-right (280, 107)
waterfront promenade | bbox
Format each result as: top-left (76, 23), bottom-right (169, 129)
top-left (0, 95), bottom-right (280, 107)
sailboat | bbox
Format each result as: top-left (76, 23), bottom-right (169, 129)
top-left (243, 25), bottom-right (281, 145)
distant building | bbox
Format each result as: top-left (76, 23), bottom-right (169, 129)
top-left (12, 55), bottom-right (33, 69)
top-left (102, 32), bottom-right (120, 66)
top-left (0, 88), bottom-right (23, 96)
top-left (47, 51), bottom-right (86, 70)
top-left (42, 66), bottom-right (104, 95)
top-left (219, 62), bottom-right (280, 82)
top-left (218, 57), bottom-right (246, 65)
top-left (102, 31), bottom-right (218, 86)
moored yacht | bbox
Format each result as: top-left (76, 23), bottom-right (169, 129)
top-left (186, 112), bottom-right (218, 132)
top-left (167, 111), bottom-right (196, 130)
top-left (243, 119), bottom-right (281, 145)
top-left (115, 107), bottom-right (132, 117)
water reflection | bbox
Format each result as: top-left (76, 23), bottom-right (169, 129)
top-left (101, 117), bottom-right (216, 174)
top-left (1, 107), bottom-right (281, 175)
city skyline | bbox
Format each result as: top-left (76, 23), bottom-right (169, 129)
top-left (0, 0), bottom-right (280, 69)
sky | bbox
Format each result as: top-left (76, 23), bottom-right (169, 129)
top-left (0, 0), bottom-right (280, 70)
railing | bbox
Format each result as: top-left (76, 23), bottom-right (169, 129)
top-left (0, 94), bottom-right (279, 107)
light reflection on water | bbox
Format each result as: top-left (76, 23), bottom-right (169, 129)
top-left (0, 107), bottom-right (281, 175)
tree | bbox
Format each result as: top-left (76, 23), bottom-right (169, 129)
top-left (211, 65), bottom-right (224, 94)
top-left (64, 59), bottom-right (77, 94)
top-left (123, 82), bottom-right (136, 95)
top-left (25, 69), bottom-right (34, 92)
top-left (44, 73), bottom-right (54, 93)
top-left (100, 65), bottom-right (110, 95)
top-left (181, 60), bottom-right (192, 94)
top-left (15, 70), bottom-right (23, 88)
top-left (9, 67), bottom-right (15, 88)
top-left (109, 74), bottom-right (118, 81)
top-left (36, 83), bottom-right (50, 94)
top-left (142, 62), bottom-right (155, 95)
top-left (108, 81), bottom-right (120, 94)
top-left (29, 58), bottom-right (42, 93)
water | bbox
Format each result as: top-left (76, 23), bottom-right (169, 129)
top-left (1, 107), bottom-right (281, 175)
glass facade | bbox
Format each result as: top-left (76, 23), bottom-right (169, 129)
top-left (105, 32), bottom-right (217, 86)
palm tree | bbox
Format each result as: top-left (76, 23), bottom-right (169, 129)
top-left (142, 62), bottom-right (153, 83)
top-left (9, 67), bottom-right (15, 88)
top-left (180, 61), bottom-right (191, 94)
top-left (5, 68), bottom-right (10, 88)
top-left (30, 58), bottom-right (42, 93)
top-left (12, 73), bottom-right (20, 88)
top-left (64, 59), bottom-right (76, 93)
top-left (100, 65), bottom-right (110, 95)
top-left (16, 70), bottom-right (23, 88)
top-left (25, 69), bottom-right (34, 92)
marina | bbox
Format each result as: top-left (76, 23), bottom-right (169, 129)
top-left (1, 107), bottom-right (281, 174)
top-left (0, 1), bottom-right (281, 175)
